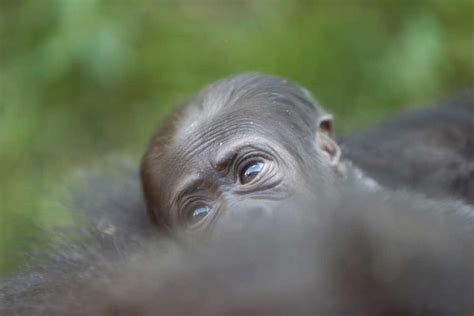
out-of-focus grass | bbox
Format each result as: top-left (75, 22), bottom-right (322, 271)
top-left (0, 0), bottom-right (473, 275)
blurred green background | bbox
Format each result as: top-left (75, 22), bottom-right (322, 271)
top-left (0, 0), bottom-right (473, 276)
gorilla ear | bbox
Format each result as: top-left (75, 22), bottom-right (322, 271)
top-left (316, 114), bottom-right (342, 169)
top-left (318, 114), bottom-right (334, 137)
top-left (317, 132), bottom-right (341, 168)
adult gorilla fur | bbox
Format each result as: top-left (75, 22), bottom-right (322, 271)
top-left (343, 91), bottom-right (474, 204)
top-left (1, 165), bottom-right (473, 316)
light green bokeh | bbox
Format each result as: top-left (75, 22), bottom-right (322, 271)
top-left (0, 0), bottom-right (473, 275)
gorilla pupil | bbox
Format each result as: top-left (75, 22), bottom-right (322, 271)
top-left (241, 161), bottom-right (264, 184)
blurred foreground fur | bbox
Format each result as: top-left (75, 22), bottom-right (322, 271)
top-left (1, 167), bottom-right (473, 316)
top-left (343, 91), bottom-right (474, 204)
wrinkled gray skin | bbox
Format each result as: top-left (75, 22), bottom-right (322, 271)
top-left (142, 73), bottom-right (343, 231)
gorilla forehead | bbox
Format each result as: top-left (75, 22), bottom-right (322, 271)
top-left (177, 73), bottom-right (325, 136)
top-left (164, 112), bottom-right (292, 181)
top-left (175, 111), bottom-right (295, 157)
top-left (167, 73), bottom-right (327, 164)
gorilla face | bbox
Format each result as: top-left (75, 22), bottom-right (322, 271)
top-left (160, 116), bottom-right (302, 231)
top-left (141, 73), bottom-right (343, 231)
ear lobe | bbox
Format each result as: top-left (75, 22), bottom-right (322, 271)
top-left (317, 132), bottom-right (341, 167)
top-left (316, 114), bottom-right (344, 174)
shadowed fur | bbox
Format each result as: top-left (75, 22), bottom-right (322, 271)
top-left (1, 169), bottom-right (473, 315)
top-left (342, 91), bottom-right (474, 204)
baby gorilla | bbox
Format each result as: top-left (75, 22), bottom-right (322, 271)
top-left (2, 74), bottom-right (474, 315)
top-left (142, 73), bottom-right (345, 231)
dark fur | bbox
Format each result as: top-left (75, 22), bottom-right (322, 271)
top-left (342, 92), bottom-right (474, 204)
top-left (0, 163), bottom-right (154, 314)
top-left (2, 75), bottom-right (473, 315)
top-left (1, 168), bottom-right (473, 315)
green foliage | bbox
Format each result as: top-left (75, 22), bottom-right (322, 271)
top-left (0, 0), bottom-right (473, 275)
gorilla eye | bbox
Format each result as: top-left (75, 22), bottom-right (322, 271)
top-left (239, 160), bottom-right (265, 184)
top-left (186, 204), bottom-right (211, 226)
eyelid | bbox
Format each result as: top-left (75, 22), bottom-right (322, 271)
top-left (180, 196), bottom-right (209, 210)
top-left (171, 174), bottom-right (205, 206)
top-left (236, 153), bottom-right (264, 166)
top-left (214, 145), bottom-right (270, 174)
top-left (235, 151), bottom-right (272, 169)
top-left (214, 151), bottom-right (238, 173)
